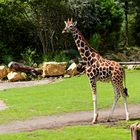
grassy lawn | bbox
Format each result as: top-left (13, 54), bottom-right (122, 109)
top-left (0, 70), bottom-right (140, 124)
top-left (0, 70), bottom-right (139, 139)
top-left (0, 120), bottom-right (139, 140)
top-left (0, 124), bottom-right (131, 140)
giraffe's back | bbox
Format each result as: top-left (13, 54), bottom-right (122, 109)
top-left (86, 58), bottom-right (124, 83)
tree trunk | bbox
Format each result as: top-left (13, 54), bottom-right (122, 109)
top-left (124, 0), bottom-right (129, 48)
top-left (50, 30), bottom-right (55, 52)
top-left (38, 28), bottom-right (48, 55)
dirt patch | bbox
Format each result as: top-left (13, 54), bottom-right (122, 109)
top-left (0, 104), bottom-right (139, 134)
top-left (0, 78), bottom-right (61, 91)
top-left (0, 100), bottom-right (7, 110)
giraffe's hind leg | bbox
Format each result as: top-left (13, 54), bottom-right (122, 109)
top-left (108, 82), bottom-right (129, 122)
top-left (107, 89), bottom-right (120, 122)
top-left (122, 90), bottom-right (129, 121)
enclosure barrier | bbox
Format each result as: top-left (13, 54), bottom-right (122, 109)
top-left (131, 123), bottom-right (140, 140)
top-left (119, 62), bottom-right (140, 65)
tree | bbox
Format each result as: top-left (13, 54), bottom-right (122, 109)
top-left (0, 0), bottom-right (38, 64)
top-left (66, 0), bottom-right (124, 53)
top-left (0, 0), bottom-right (70, 64)
top-left (124, 0), bottom-right (129, 47)
top-left (66, 0), bottom-right (97, 37)
top-left (131, 0), bottom-right (140, 46)
top-left (26, 0), bottom-right (69, 54)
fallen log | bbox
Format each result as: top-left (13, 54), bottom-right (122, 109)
top-left (131, 123), bottom-right (140, 140)
top-left (8, 61), bottom-right (42, 76)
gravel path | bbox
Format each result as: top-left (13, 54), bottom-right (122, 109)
top-left (0, 78), bottom-right (58, 91)
top-left (0, 104), bottom-right (139, 133)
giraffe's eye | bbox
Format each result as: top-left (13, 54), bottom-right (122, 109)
top-left (69, 24), bottom-right (74, 28)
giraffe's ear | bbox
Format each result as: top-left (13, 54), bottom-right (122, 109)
top-left (64, 21), bottom-right (67, 25)
top-left (73, 21), bottom-right (77, 27)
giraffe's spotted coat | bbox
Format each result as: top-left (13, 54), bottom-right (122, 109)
top-left (62, 18), bottom-right (129, 123)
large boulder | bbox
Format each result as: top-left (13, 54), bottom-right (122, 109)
top-left (66, 62), bottom-right (79, 76)
top-left (42, 62), bottom-right (67, 77)
top-left (7, 71), bottom-right (27, 82)
top-left (0, 66), bottom-right (8, 79)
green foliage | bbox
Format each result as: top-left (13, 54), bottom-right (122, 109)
top-left (21, 48), bottom-right (37, 66)
top-left (0, 0), bottom-right (140, 64)
top-left (43, 52), bottom-right (70, 62)
top-left (53, 53), bottom-right (69, 62)
top-left (26, 0), bottom-right (70, 54)
top-left (42, 49), bottom-right (79, 62)
top-left (95, 0), bottom-right (123, 53)
top-left (89, 33), bottom-right (101, 51)
top-left (66, 0), bottom-right (124, 53)
top-left (43, 51), bottom-right (70, 62)
top-left (0, 41), bottom-right (14, 64)
top-left (131, 13), bottom-right (140, 46)
top-left (0, 0), bottom-right (39, 63)
top-left (2, 55), bottom-right (14, 65)
top-left (66, 0), bottom-right (97, 37)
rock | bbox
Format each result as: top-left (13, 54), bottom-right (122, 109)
top-left (0, 66), bottom-right (8, 79)
top-left (66, 62), bottom-right (79, 76)
top-left (42, 62), bottom-right (67, 77)
top-left (7, 71), bottom-right (27, 82)
top-left (127, 65), bottom-right (135, 70)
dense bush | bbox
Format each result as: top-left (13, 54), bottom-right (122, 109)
top-left (0, 1), bottom-right (40, 64)
top-left (65, 0), bottom-right (124, 54)
top-left (0, 0), bottom-right (140, 64)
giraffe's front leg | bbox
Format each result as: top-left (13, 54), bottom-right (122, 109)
top-left (92, 93), bottom-right (98, 124)
top-left (89, 79), bottom-right (98, 124)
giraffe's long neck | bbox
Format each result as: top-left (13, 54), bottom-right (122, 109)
top-left (72, 28), bottom-right (101, 66)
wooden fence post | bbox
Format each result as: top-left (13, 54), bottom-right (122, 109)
top-left (131, 123), bottom-right (140, 140)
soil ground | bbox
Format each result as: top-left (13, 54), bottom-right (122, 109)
top-left (0, 79), bottom-right (139, 134)
top-left (0, 104), bottom-right (139, 134)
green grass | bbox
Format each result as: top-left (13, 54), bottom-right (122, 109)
top-left (0, 70), bottom-right (139, 139)
top-left (0, 70), bottom-right (140, 124)
top-left (0, 125), bottom-right (130, 140)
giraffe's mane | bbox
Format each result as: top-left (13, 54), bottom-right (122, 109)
top-left (76, 28), bottom-right (100, 55)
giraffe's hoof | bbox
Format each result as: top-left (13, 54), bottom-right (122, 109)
top-left (107, 116), bottom-right (112, 122)
top-left (91, 120), bottom-right (97, 124)
top-left (126, 113), bottom-right (129, 121)
top-left (91, 113), bottom-right (98, 124)
top-left (126, 117), bottom-right (129, 121)
top-left (107, 119), bottom-right (111, 122)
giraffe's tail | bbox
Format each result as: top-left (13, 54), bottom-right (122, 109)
top-left (123, 68), bottom-right (129, 97)
top-left (123, 87), bottom-right (128, 97)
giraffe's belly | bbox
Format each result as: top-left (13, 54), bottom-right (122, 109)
top-left (97, 75), bottom-right (111, 83)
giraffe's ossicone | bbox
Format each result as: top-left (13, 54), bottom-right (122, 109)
top-left (62, 18), bottom-right (129, 123)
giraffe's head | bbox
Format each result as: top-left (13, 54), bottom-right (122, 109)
top-left (62, 18), bottom-right (77, 33)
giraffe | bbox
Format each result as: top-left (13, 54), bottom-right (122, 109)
top-left (62, 18), bottom-right (129, 123)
